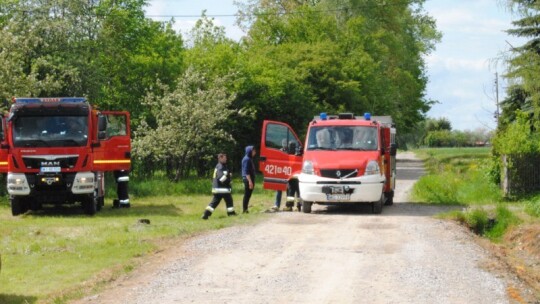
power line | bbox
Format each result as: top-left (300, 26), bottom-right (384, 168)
top-left (146, 3), bottom-right (413, 19)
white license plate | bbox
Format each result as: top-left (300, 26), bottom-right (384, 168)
top-left (326, 194), bottom-right (351, 201)
top-left (40, 167), bottom-right (61, 173)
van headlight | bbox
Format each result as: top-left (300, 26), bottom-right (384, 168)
top-left (302, 160), bottom-right (314, 175)
top-left (364, 160), bottom-right (380, 176)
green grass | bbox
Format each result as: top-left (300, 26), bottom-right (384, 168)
top-left (523, 194), bottom-right (540, 217)
top-left (445, 205), bottom-right (522, 241)
top-left (414, 148), bottom-right (529, 241)
top-left (412, 147), bottom-right (502, 205)
top-left (0, 177), bottom-right (277, 304)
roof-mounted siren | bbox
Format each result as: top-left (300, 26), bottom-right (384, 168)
top-left (320, 112), bottom-right (328, 120)
top-left (364, 112), bottom-right (371, 121)
top-left (338, 113), bottom-right (354, 119)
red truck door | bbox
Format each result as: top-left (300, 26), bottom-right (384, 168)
top-left (0, 116), bottom-right (8, 173)
top-left (259, 120), bottom-right (303, 191)
top-left (92, 111), bottom-right (131, 172)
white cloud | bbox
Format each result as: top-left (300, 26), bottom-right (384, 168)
top-left (427, 55), bottom-right (488, 72)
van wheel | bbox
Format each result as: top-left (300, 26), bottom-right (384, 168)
top-left (302, 201), bottom-right (312, 213)
top-left (83, 194), bottom-right (97, 215)
top-left (10, 197), bottom-right (26, 216)
top-left (372, 195), bottom-right (383, 214)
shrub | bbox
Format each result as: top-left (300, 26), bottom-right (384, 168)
top-left (485, 205), bottom-right (521, 241)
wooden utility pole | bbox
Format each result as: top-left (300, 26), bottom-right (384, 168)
top-left (495, 72), bottom-right (500, 126)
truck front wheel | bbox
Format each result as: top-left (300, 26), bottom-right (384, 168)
top-left (302, 201), bottom-right (312, 213)
top-left (82, 194), bottom-right (97, 215)
top-left (10, 197), bottom-right (27, 216)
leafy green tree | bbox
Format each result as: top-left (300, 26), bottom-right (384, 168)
top-left (133, 67), bottom-right (240, 181)
top-left (425, 117), bottom-right (452, 132)
top-left (0, 0), bottom-right (82, 102)
top-left (504, 1), bottom-right (540, 129)
top-left (235, 0), bottom-right (440, 142)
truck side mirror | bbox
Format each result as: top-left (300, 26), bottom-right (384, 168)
top-left (98, 115), bottom-right (107, 140)
top-left (390, 143), bottom-right (397, 156)
top-left (98, 115), bottom-right (107, 132)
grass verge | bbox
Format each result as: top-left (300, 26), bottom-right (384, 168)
top-left (0, 176), bottom-right (277, 304)
top-left (413, 147), bottom-right (540, 299)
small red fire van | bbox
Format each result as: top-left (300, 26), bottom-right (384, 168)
top-left (260, 113), bottom-right (396, 214)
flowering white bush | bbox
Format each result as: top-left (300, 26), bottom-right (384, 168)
top-left (133, 67), bottom-right (240, 180)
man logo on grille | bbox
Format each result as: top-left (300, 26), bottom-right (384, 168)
top-left (336, 170), bottom-right (341, 178)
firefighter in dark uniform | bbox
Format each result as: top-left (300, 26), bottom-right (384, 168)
top-left (283, 179), bottom-right (301, 211)
top-left (202, 153), bottom-right (237, 219)
top-left (113, 170), bottom-right (130, 208)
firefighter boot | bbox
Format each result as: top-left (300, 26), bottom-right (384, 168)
top-left (201, 210), bottom-right (211, 220)
top-left (202, 207), bottom-right (214, 220)
top-left (227, 207), bottom-right (237, 216)
top-left (284, 197), bottom-right (294, 211)
top-left (283, 202), bottom-right (293, 212)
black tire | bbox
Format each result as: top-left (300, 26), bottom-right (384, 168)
top-left (10, 196), bottom-right (26, 216)
top-left (96, 193), bottom-right (104, 211)
top-left (372, 194), bottom-right (383, 214)
top-left (83, 194), bottom-right (97, 215)
top-left (384, 191), bottom-right (394, 206)
top-left (302, 201), bottom-right (312, 213)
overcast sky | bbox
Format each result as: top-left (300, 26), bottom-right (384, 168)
top-left (145, 0), bottom-right (525, 131)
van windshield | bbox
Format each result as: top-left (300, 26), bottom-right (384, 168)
top-left (13, 116), bottom-right (89, 147)
top-left (307, 126), bottom-right (378, 151)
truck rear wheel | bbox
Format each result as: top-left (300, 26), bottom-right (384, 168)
top-left (372, 195), bottom-right (383, 214)
top-left (82, 194), bottom-right (97, 215)
top-left (10, 197), bottom-right (26, 216)
top-left (302, 201), bottom-right (312, 213)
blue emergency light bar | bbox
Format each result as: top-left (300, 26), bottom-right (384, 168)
top-left (13, 97), bottom-right (87, 104)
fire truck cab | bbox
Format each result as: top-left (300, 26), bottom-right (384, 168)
top-left (260, 113), bottom-right (396, 214)
top-left (0, 97), bottom-right (131, 216)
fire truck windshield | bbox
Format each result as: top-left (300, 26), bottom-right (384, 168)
top-left (13, 116), bottom-right (88, 147)
top-left (307, 126), bottom-right (378, 151)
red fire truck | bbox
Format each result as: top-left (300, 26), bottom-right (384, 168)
top-left (260, 113), bottom-right (396, 214)
top-left (0, 97), bottom-right (131, 216)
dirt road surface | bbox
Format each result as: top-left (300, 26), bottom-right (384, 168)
top-left (79, 152), bottom-right (522, 304)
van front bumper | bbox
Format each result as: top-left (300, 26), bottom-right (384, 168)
top-left (298, 173), bottom-right (385, 203)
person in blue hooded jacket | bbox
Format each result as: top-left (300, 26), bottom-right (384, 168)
top-left (241, 145), bottom-right (257, 213)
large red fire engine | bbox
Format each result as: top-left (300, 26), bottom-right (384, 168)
top-left (260, 113), bottom-right (396, 214)
top-left (0, 97), bottom-right (131, 216)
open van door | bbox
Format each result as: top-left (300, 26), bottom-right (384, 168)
top-left (0, 115), bottom-right (8, 173)
top-left (259, 120), bottom-right (303, 191)
top-left (92, 111), bottom-right (131, 172)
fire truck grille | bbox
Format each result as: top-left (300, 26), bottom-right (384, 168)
top-left (22, 157), bottom-right (79, 169)
top-left (320, 169), bottom-right (359, 179)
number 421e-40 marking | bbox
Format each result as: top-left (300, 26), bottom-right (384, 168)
top-left (265, 164), bottom-right (292, 176)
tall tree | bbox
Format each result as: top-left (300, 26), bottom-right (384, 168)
top-left (133, 67), bottom-right (240, 181)
top-left (505, 0), bottom-right (540, 129)
top-left (234, 0), bottom-right (440, 142)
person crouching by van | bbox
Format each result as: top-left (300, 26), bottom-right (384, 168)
top-left (202, 153), bottom-right (237, 220)
top-left (241, 145), bottom-right (257, 214)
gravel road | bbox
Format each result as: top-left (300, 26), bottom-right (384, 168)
top-left (80, 152), bottom-right (516, 304)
